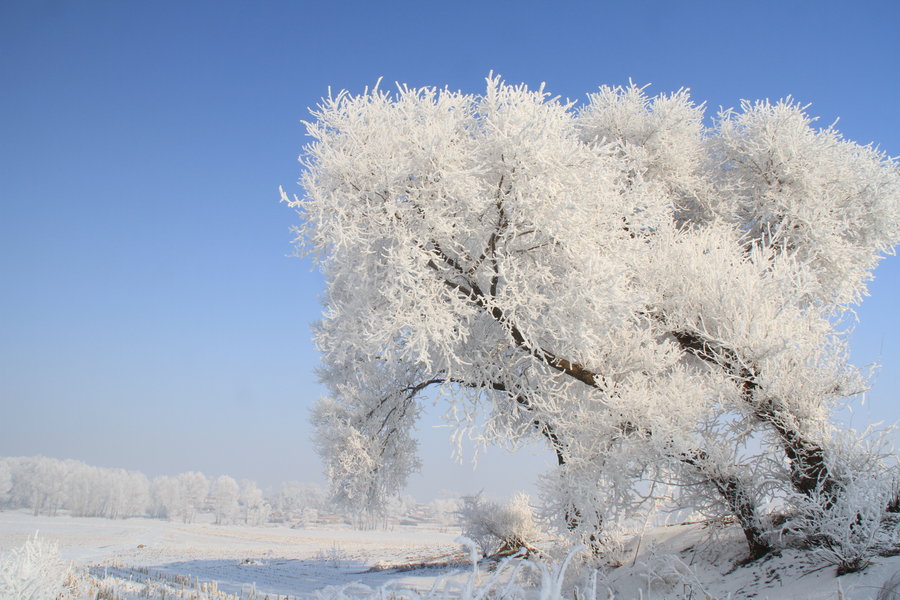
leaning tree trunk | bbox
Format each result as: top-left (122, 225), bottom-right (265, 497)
top-left (680, 449), bottom-right (772, 560)
top-left (432, 258), bottom-right (775, 558)
top-left (671, 330), bottom-right (840, 509)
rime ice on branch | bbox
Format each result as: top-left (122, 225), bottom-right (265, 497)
top-left (285, 75), bottom-right (900, 559)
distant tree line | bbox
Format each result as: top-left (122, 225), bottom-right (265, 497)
top-left (0, 456), bottom-right (461, 528)
top-left (0, 456), bottom-right (328, 525)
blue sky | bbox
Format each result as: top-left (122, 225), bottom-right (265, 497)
top-left (1, 1), bottom-right (898, 500)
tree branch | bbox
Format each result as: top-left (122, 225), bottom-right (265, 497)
top-left (671, 328), bottom-right (837, 505)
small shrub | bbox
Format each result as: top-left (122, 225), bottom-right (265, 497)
top-left (316, 543), bottom-right (349, 567)
top-left (0, 533), bottom-right (71, 600)
top-left (459, 492), bottom-right (542, 556)
top-left (778, 429), bottom-right (898, 574)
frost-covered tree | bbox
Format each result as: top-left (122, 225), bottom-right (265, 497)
top-left (151, 472), bottom-right (208, 523)
top-left (0, 457), bottom-right (149, 519)
top-left (121, 470), bottom-right (151, 518)
top-left (286, 76), bottom-right (899, 558)
top-left (269, 481), bottom-right (326, 524)
top-left (312, 391), bottom-right (421, 526)
top-left (65, 463), bottom-right (149, 519)
top-left (6, 457), bottom-right (68, 517)
top-left (149, 475), bottom-right (179, 519)
top-left (212, 475), bottom-right (240, 525)
top-left (175, 471), bottom-right (209, 523)
top-left (238, 479), bottom-right (269, 526)
top-left (0, 460), bottom-right (11, 508)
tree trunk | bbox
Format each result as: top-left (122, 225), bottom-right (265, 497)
top-left (756, 403), bottom-right (838, 508)
top-left (680, 449), bottom-right (772, 560)
top-left (671, 330), bottom-right (839, 508)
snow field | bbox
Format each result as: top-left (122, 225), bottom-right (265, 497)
top-left (0, 511), bottom-right (465, 599)
top-left (6, 511), bottom-right (900, 599)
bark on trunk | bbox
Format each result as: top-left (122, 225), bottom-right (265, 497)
top-left (671, 330), bottom-right (839, 508)
top-left (680, 449), bottom-right (772, 560)
top-left (427, 249), bottom-right (774, 558)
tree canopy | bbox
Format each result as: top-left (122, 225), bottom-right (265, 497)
top-left (286, 76), bottom-right (900, 561)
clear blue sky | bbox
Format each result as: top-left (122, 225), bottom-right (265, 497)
top-left (1, 0), bottom-right (898, 500)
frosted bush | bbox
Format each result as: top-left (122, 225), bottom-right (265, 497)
top-left (0, 533), bottom-right (71, 600)
top-left (316, 543), bottom-right (350, 568)
top-left (459, 492), bottom-right (542, 556)
top-left (778, 427), bottom-right (899, 573)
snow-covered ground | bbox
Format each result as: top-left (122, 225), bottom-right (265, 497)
top-left (3, 510), bottom-right (900, 599)
top-left (0, 510), bottom-right (466, 598)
